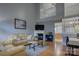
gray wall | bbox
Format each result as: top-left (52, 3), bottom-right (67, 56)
top-left (0, 3), bottom-right (37, 40)
top-left (56, 3), bottom-right (64, 18)
top-left (37, 21), bottom-right (55, 35)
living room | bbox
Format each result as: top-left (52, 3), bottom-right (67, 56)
top-left (0, 3), bottom-right (54, 56)
top-left (0, 3), bottom-right (79, 56)
top-left (0, 3), bottom-right (38, 56)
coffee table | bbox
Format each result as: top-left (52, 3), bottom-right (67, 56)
top-left (28, 41), bottom-right (38, 51)
top-left (24, 43), bottom-right (32, 48)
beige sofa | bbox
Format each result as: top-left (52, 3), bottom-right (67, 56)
top-left (0, 34), bottom-right (32, 56)
top-left (0, 45), bottom-right (27, 56)
top-left (12, 39), bottom-right (27, 46)
top-left (12, 34), bottom-right (32, 46)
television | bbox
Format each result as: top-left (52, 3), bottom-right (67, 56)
top-left (35, 25), bottom-right (44, 30)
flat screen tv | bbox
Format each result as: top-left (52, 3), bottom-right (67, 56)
top-left (35, 25), bottom-right (44, 30)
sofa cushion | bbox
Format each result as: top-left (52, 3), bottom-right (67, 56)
top-left (0, 45), bottom-right (25, 56)
top-left (5, 45), bottom-right (14, 49)
top-left (6, 45), bottom-right (25, 55)
top-left (0, 45), bottom-right (6, 51)
top-left (12, 39), bottom-right (27, 46)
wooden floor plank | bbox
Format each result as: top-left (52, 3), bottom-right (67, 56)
top-left (39, 41), bottom-right (79, 56)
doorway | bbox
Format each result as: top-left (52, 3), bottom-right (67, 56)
top-left (54, 22), bottom-right (63, 43)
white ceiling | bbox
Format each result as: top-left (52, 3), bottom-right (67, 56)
top-left (65, 3), bottom-right (79, 17)
top-left (40, 3), bottom-right (56, 19)
top-left (39, 3), bottom-right (79, 22)
top-left (40, 3), bottom-right (56, 10)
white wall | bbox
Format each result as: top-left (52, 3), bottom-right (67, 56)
top-left (55, 22), bottom-right (62, 33)
top-left (40, 3), bottom-right (56, 19)
top-left (0, 3), bottom-right (37, 40)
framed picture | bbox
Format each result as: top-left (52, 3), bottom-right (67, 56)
top-left (14, 18), bottom-right (26, 29)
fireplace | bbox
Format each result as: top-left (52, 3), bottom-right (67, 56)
top-left (38, 33), bottom-right (43, 40)
top-left (34, 31), bottom-right (44, 46)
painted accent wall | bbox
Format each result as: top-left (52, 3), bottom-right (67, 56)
top-left (0, 3), bottom-right (37, 41)
top-left (37, 21), bottom-right (55, 35)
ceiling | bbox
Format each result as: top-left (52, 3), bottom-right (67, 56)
top-left (65, 3), bottom-right (79, 17)
top-left (40, 3), bottom-right (56, 19)
top-left (39, 3), bottom-right (79, 22)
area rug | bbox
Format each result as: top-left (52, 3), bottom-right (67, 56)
top-left (25, 45), bottom-right (48, 56)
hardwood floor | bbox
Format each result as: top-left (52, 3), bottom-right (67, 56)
top-left (39, 41), bottom-right (79, 56)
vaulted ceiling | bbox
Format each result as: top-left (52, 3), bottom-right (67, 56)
top-left (39, 3), bottom-right (79, 22)
top-left (65, 3), bottom-right (79, 17)
top-left (40, 3), bottom-right (56, 19)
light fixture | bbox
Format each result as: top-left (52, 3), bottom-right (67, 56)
top-left (52, 3), bottom-right (56, 7)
